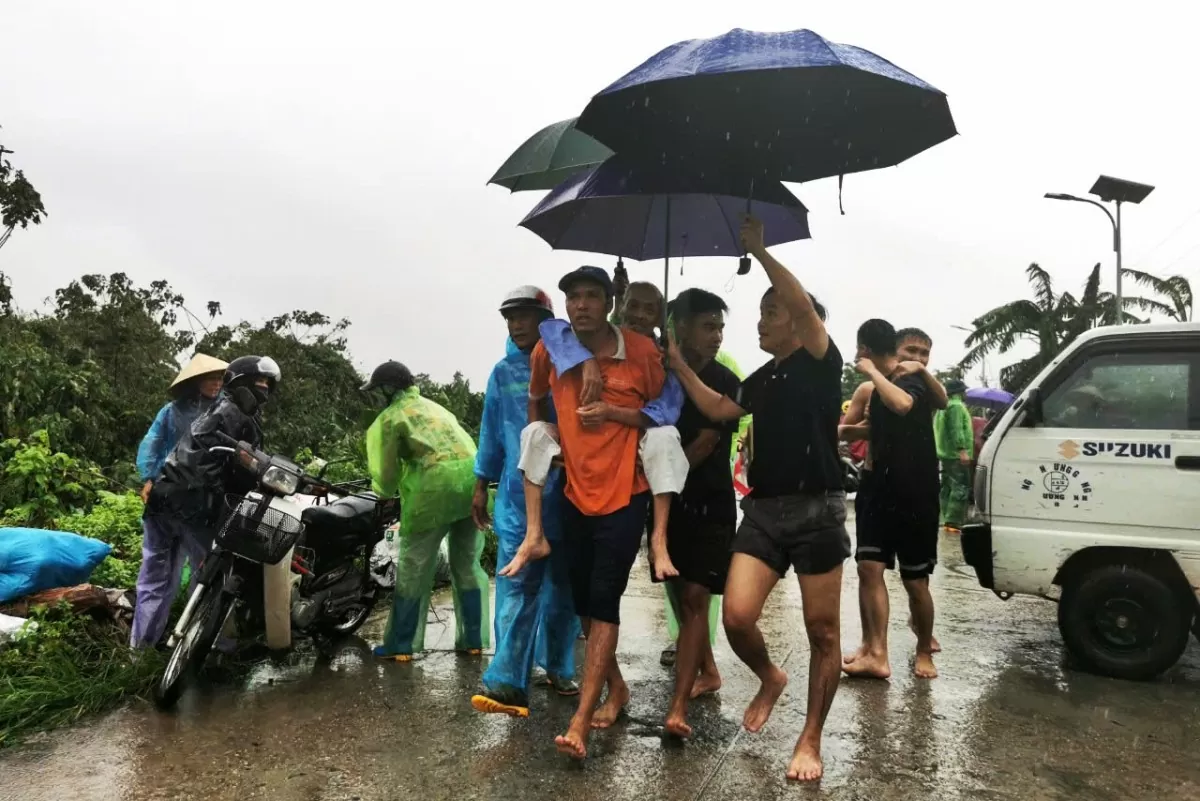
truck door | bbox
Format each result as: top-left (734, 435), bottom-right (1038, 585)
top-left (988, 333), bottom-right (1200, 595)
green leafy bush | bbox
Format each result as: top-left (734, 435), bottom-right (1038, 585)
top-left (0, 430), bottom-right (106, 528)
top-left (56, 491), bottom-right (145, 589)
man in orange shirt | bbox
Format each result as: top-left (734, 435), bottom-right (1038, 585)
top-left (501, 265), bottom-right (665, 760)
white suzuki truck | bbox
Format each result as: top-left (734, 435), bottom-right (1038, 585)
top-left (961, 322), bottom-right (1200, 681)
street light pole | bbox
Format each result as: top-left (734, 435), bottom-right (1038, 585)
top-left (1115, 200), bottom-right (1123, 318)
top-left (1044, 175), bottom-right (1153, 325)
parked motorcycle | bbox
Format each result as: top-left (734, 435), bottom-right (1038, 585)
top-left (154, 434), bottom-right (398, 709)
top-left (838, 442), bottom-right (862, 494)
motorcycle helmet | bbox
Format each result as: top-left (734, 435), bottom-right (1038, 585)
top-left (361, 360), bottom-right (415, 393)
top-left (224, 355), bottom-right (282, 392)
top-left (499, 285), bottom-right (554, 319)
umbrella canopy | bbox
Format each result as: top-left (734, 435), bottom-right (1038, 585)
top-left (519, 156), bottom-right (809, 260)
top-left (488, 117), bottom-right (614, 192)
top-left (576, 28), bottom-right (956, 189)
top-left (965, 386), bottom-right (1014, 411)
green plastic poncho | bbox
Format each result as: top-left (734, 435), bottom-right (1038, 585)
top-left (934, 395), bottom-right (974, 461)
top-left (367, 386), bottom-right (478, 534)
top-left (934, 395), bottom-right (974, 529)
top-left (367, 386), bottom-right (489, 656)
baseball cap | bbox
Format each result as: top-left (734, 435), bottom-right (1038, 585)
top-left (558, 265), bottom-right (614, 298)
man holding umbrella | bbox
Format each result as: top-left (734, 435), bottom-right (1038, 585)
top-left (666, 217), bottom-right (848, 782)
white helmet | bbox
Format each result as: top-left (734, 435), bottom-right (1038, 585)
top-left (499, 285), bottom-right (554, 318)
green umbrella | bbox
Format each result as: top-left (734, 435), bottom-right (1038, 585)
top-left (488, 117), bottom-right (613, 192)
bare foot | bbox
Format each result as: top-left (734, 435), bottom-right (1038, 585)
top-left (498, 534), bottom-right (551, 577)
top-left (786, 739), bottom-right (824, 782)
top-left (555, 727), bottom-right (588, 760)
top-left (908, 616), bottom-right (941, 653)
top-left (591, 682), bottom-right (629, 729)
top-left (842, 644), bottom-right (869, 665)
top-left (690, 670), bottom-right (722, 699)
top-left (664, 711), bottom-right (693, 738)
top-left (650, 534), bottom-right (679, 582)
top-left (742, 666), bottom-right (787, 733)
top-left (914, 652), bottom-right (938, 679)
top-left (842, 652), bottom-right (891, 680)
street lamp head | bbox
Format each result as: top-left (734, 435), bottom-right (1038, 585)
top-left (1089, 175), bottom-right (1155, 205)
top-left (1045, 192), bottom-right (1081, 202)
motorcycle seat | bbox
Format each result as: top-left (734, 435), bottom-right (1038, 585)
top-left (301, 494), bottom-right (378, 531)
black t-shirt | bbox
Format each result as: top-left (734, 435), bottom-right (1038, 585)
top-left (676, 359), bottom-right (741, 521)
top-left (736, 339), bottom-right (843, 497)
top-left (868, 370), bottom-right (939, 499)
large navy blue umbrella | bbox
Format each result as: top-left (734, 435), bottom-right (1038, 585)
top-left (520, 156), bottom-right (809, 328)
top-left (576, 28), bottom-right (956, 190)
top-left (519, 157), bottom-right (809, 260)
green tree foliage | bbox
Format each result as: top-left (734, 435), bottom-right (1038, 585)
top-left (0, 270), bottom-right (488, 525)
top-left (0, 431), bottom-right (106, 528)
top-left (841, 363), bottom-right (861, 402)
top-left (197, 311), bottom-right (373, 461)
top-left (416, 371), bottom-right (485, 439)
top-left (959, 263), bottom-right (1192, 393)
top-left (0, 130), bottom-right (47, 252)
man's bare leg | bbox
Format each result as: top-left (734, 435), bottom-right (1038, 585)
top-left (665, 581), bottom-right (710, 737)
top-left (691, 634), bottom-right (722, 698)
top-left (788, 566), bottom-right (845, 782)
top-left (556, 618), bottom-right (624, 759)
top-left (842, 561), bottom-right (891, 679)
top-left (908, 615), bottom-right (941, 653)
top-left (905, 577), bottom-right (938, 678)
top-left (843, 563), bottom-right (875, 665)
top-left (591, 653), bottom-right (629, 729)
top-left (649, 494), bottom-right (679, 580)
top-left (722, 554), bottom-right (787, 733)
top-left (498, 476), bottom-right (552, 577)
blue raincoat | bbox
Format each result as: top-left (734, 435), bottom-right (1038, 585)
top-left (135, 397), bottom-right (213, 482)
top-left (475, 338), bottom-right (578, 692)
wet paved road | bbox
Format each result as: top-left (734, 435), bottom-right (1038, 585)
top-left (3, 527), bottom-right (1199, 801)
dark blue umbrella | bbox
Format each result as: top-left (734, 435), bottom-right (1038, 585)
top-left (576, 28), bottom-right (956, 191)
top-left (519, 156), bottom-right (809, 330)
top-left (519, 157), bottom-right (809, 260)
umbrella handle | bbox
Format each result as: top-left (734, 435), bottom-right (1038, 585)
top-left (737, 180), bottom-right (755, 275)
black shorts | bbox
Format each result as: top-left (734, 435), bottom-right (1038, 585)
top-left (855, 486), bottom-right (939, 580)
top-left (854, 469), bottom-right (877, 519)
top-left (562, 492), bottom-right (651, 625)
top-left (649, 499), bottom-right (736, 595)
top-left (733, 492), bottom-right (851, 577)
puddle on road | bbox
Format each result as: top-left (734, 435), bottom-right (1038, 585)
top-left (3, 541), bottom-right (1199, 801)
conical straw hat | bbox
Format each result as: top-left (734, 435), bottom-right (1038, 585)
top-left (169, 354), bottom-right (228, 390)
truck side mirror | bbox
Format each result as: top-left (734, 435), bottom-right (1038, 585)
top-left (1023, 387), bottom-right (1044, 426)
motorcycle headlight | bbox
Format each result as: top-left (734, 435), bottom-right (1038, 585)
top-left (261, 465), bottom-right (301, 495)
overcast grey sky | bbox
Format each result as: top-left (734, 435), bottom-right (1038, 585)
top-left (3, 1), bottom-right (1198, 387)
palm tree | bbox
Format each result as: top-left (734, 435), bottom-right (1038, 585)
top-left (1121, 268), bottom-right (1193, 321)
top-left (959, 263), bottom-right (1183, 392)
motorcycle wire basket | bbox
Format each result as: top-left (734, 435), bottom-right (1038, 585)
top-left (216, 494), bottom-right (304, 564)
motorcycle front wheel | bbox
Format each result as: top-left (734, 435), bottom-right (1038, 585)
top-left (155, 574), bottom-right (231, 709)
top-left (321, 600), bottom-right (372, 637)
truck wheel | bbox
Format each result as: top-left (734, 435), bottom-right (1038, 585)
top-left (1058, 563), bottom-right (1191, 681)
